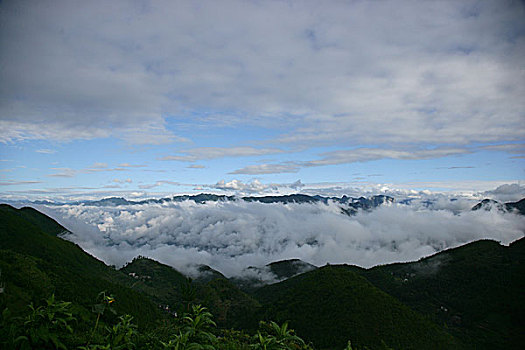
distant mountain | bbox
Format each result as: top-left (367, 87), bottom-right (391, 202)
top-left (242, 194), bottom-right (320, 204)
top-left (471, 199), bottom-right (508, 212)
top-left (193, 264), bottom-right (227, 284)
top-left (267, 259), bottom-right (317, 280)
top-left (472, 198), bottom-right (525, 215)
top-left (505, 198), bottom-right (525, 215)
top-left (230, 259), bottom-right (317, 292)
top-left (29, 193), bottom-right (395, 213)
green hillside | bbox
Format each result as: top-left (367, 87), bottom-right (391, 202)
top-left (1, 204), bottom-right (68, 236)
top-left (357, 238), bottom-right (525, 349)
top-left (254, 265), bottom-right (460, 349)
top-left (121, 257), bottom-right (260, 330)
top-left (0, 204), bottom-right (161, 327)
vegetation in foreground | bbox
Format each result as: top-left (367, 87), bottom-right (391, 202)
top-left (1, 291), bottom-right (364, 350)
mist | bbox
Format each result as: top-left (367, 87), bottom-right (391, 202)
top-left (41, 200), bottom-right (525, 277)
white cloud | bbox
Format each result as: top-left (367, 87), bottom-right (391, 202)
top-left (46, 199), bottom-right (525, 277)
top-left (213, 179), bottom-right (266, 194)
top-left (482, 183), bottom-right (525, 203)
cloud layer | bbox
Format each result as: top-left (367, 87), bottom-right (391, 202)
top-left (1, 0), bottom-right (523, 150)
top-left (43, 199), bottom-right (525, 277)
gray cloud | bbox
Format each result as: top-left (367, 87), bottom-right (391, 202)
top-left (232, 147), bottom-right (471, 174)
top-left (0, 0), bottom-right (522, 152)
top-left (118, 163), bottom-right (147, 168)
top-left (44, 200), bottom-right (525, 277)
top-left (138, 180), bottom-right (183, 190)
top-left (36, 149), bottom-right (56, 154)
top-left (230, 162), bottom-right (300, 175)
top-left (47, 163), bottom-right (130, 178)
top-left (112, 178), bottom-right (132, 184)
top-left (0, 180), bottom-right (42, 186)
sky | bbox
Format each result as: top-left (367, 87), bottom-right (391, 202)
top-left (1, 0), bottom-right (524, 201)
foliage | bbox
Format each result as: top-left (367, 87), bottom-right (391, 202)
top-left (1, 294), bottom-right (326, 350)
top-left (14, 294), bottom-right (76, 349)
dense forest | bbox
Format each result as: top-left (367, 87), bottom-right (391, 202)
top-left (1, 203), bottom-right (524, 349)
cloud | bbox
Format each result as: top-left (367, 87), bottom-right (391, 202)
top-left (482, 183), bottom-right (525, 203)
top-left (36, 149), bottom-right (56, 154)
top-left (0, 0), bottom-right (522, 154)
top-left (213, 179), bottom-right (267, 194)
top-left (481, 143), bottom-right (525, 159)
top-left (187, 164), bottom-right (205, 169)
top-left (45, 199), bottom-right (525, 278)
top-left (118, 163), bottom-right (146, 168)
top-left (47, 163), bottom-right (131, 178)
top-left (305, 147), bottom-right (470, 167)
top-left (204, 179), bottom-right (306, 195)
top-left (49, 167), bottom-right (77, 178)
top-left (231, 147), bottom-right (471, 174)
top-left (160, 147), bottom-right (284, 162)
top-left (113, 178), bottom-right (132, 184)
top-left (0, 180), bottom-right (42, 186)
top-left (138, 180), bottom-right (182, 189)
top-left (231, 162), bottom-right (300, 175)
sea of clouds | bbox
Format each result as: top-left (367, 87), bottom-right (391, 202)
top-left (37, 196), bottom-right (525, 278)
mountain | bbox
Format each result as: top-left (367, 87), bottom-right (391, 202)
top-left (1, 205), bottom-right (69, 236)
top-left (230, 259), bottom-right (317, 292)
top-left (193, 264), bottom-right (227, 283)
top-left (27, 193), bottom-right (395, 212)
top-left (505, 198), bottom-right (525, 215)
top-left (0, 204), bottom-right (161, 326)
top-left (253, 265), bottom-right (460, 349)
top-left (120, 256), bottom-right (188, 310)
top-left (472, 199), bottom-right (508, 212)
top-left (242, 194), bottom-right (320, 204)
top-left (354, 238), bottom-right (525, 349)
top-left (120, 256), bottom-right (260, 330)
top-left (472, 197), bottom-right (525, 215)
top-left (267, 259), bottom-right (317, 280)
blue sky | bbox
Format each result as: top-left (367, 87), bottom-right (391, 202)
top-left (0, 0), bottom-right (524, 201)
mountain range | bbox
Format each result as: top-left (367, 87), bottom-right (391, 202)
top-left (1, 202), bottom-right (523, 349)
